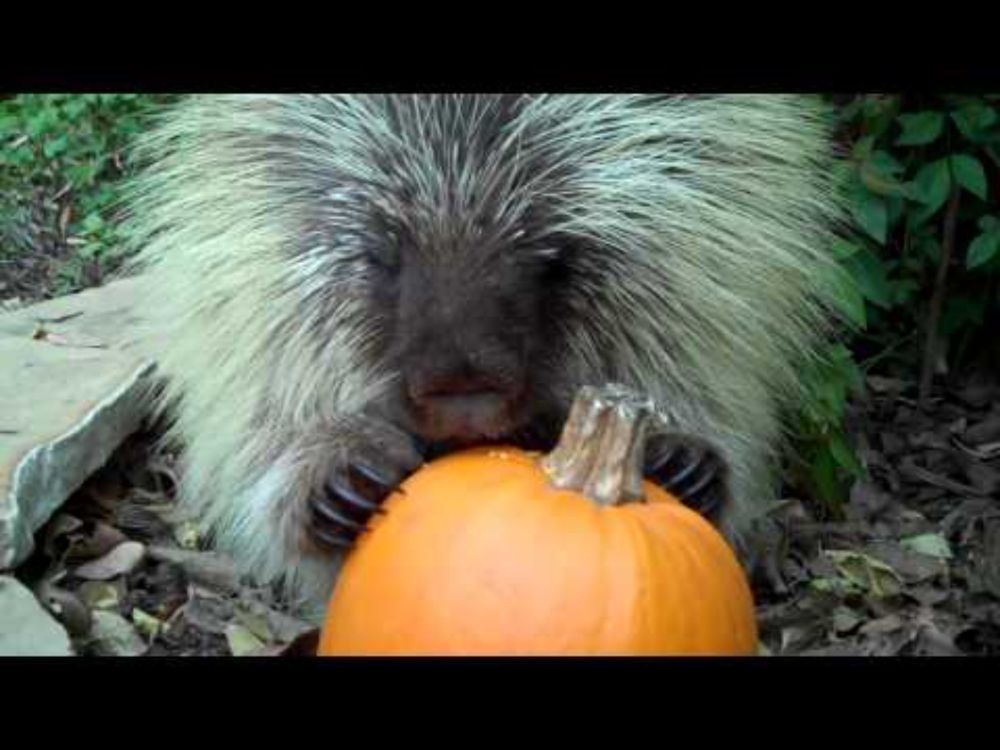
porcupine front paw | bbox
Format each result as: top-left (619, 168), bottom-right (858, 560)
top-left (304, 418), bottom-right (426, 553)
top-left (644, 433), bottom-right (730, 524)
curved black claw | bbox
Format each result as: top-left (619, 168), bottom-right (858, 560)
top-left (326, 471), bottom-right (385, 515)
top-left (644, 433), bottom-right (730, 525)
top-left (306, 427), bottom-right (427, 553)
top-left (312, 490), bottom-right (366, 530)
top-left (310, 523), bottom-right (355, 551)
top-left (349, 461), bottom-right (403, 496)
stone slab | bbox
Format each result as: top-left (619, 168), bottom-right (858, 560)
top-left (0, 276), bottom-right (163, 570)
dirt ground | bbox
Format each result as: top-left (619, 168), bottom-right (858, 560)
top-left (11, 365), bottom-right (1000, 656)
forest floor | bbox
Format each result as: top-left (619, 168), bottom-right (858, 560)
top-left (12, 366), bottom-right (1000, 656)
top-left (752, 372), bottom-right (1000, 655)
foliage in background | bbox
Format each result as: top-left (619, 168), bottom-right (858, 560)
top-left (837, 95), bottom-right (1000, 381)
top-left (0, 94), bottom-right (177, 300)
top-left (790, 94), bottom-right (1000, 517)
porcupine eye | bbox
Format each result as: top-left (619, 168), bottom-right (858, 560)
top-left (537, 245), bottom-right (572, 287)
top-left (368, 229), bottom-right (401, 275)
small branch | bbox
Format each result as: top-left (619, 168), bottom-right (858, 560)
top-left (919, 188), bottom-right (961, 407)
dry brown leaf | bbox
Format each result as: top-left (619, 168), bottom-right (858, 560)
top-left (74, 541), bottom-right (146, 580)
top-left (41, 513), bottom-right (84, 560)
top-left (966, 413), bottom-right (1000, 444)
top-left (66, 521), bottom-right (129, 564)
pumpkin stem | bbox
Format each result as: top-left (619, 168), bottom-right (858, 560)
top-left (540, 384), bottom-right (654, 507)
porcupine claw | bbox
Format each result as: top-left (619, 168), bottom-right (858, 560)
top-left (348, 462), bottom-right (406, 498)
top-left (644, 434), bottom-right (730, 524)
top-left (313, 486), bottom-right (370, 529)
top-left (306, 422), bottom-right (426, 552)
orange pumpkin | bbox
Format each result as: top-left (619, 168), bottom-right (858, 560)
top-left (318, 385), bottom-right (757, 655)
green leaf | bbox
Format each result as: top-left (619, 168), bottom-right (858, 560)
top-left (851, 190), bottom-right (889, 244)
top-left (907, 204), bottom-right (938, 231)
top-left (852, 135), bottom-right (876, 161)
top-left (42, 135), bottom-right (69, 159)
top-left (62, 97), bottom-right (88, 119)
top-left (909, 159), bottom-right (952, 223)
top-left (831, 240), bottom-right (863, 260)
top-left (78, 242), bottom-right (104, 259)
top-left (950, 154), bottom-right (988, 200)
top-left (225, 623), bottom-right (265, 657)
top-left (979, 215), bottom-right (1000, 233)
top-left (843, 247), bottom-right (893, 309)
top-left (131, 608), bottom-right (163, 638)
top-left (829, 433), bottom-right (864, 477)
top-left (861, 157), bottom-right (908, 198)
top-left (811, 450), bottom-right (840, 507)
top-left (951, 104), bottom-right (998, 142)
top-left (26, 110), bottom-right (53, 137)
top-left (895, 111), bottom-right (946, 146)
top-left (819, 376), bottom-right (847, 416)
top-left (831, 272), bottom-right (868, 329)
top-left (861, 96), bottom-right (900, 139)
top-left (0, 114), bottom-right (18, 135)
top-left (81, 212), bottom-right (105, 233)
top-left (837, 96), bottom-right (864, 123)
top-left (967, 231), bottom-right (1000, 269)
top-left (840, 351), bottom-right (865, 393)
top-left (8, 145), bottom-right (33, 167)
top-left (890, 278), bottom-right (920, 305)
top-left (868, 150), bottom-right (906, 176)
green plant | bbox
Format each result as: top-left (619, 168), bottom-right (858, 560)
top-left (786, 95), bottom-right (1000, 517)
top-left (835, 95), bottom-right (1000, 399)
top-left (0, 93), bottom-right (176, 298)
top-left (788, 341), bottom-right (867, 516)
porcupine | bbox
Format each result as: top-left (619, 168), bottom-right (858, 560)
top-left (122, 95), bottom-right (846, 618)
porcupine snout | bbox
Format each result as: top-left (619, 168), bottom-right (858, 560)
top-left (390, 249), bottom-right (543, 446)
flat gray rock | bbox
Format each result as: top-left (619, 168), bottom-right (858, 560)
top-left (0, 276), bottom-right (163, 571)
top-left (0, 575), bottom-right (73, 655)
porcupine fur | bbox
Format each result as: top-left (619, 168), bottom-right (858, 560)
top-left (122, 95), bottom-right (847, 618)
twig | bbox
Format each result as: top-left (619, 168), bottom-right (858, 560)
top-left (899, 460), bottom-right (989, 497)
top-left (919, 188), bottom-right (961, 407)
top-left (34, 310), bottom-right (83, 324)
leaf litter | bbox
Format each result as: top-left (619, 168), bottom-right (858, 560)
top-left (16, 426), bottom-right (318, 656)
top-left (753, 371), bottom-right (1000, 655)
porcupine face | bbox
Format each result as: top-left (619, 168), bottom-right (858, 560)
top-left (366, 214), bottom-right (571, 449)
top-left (293, 95), bottom-right (583, 450)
